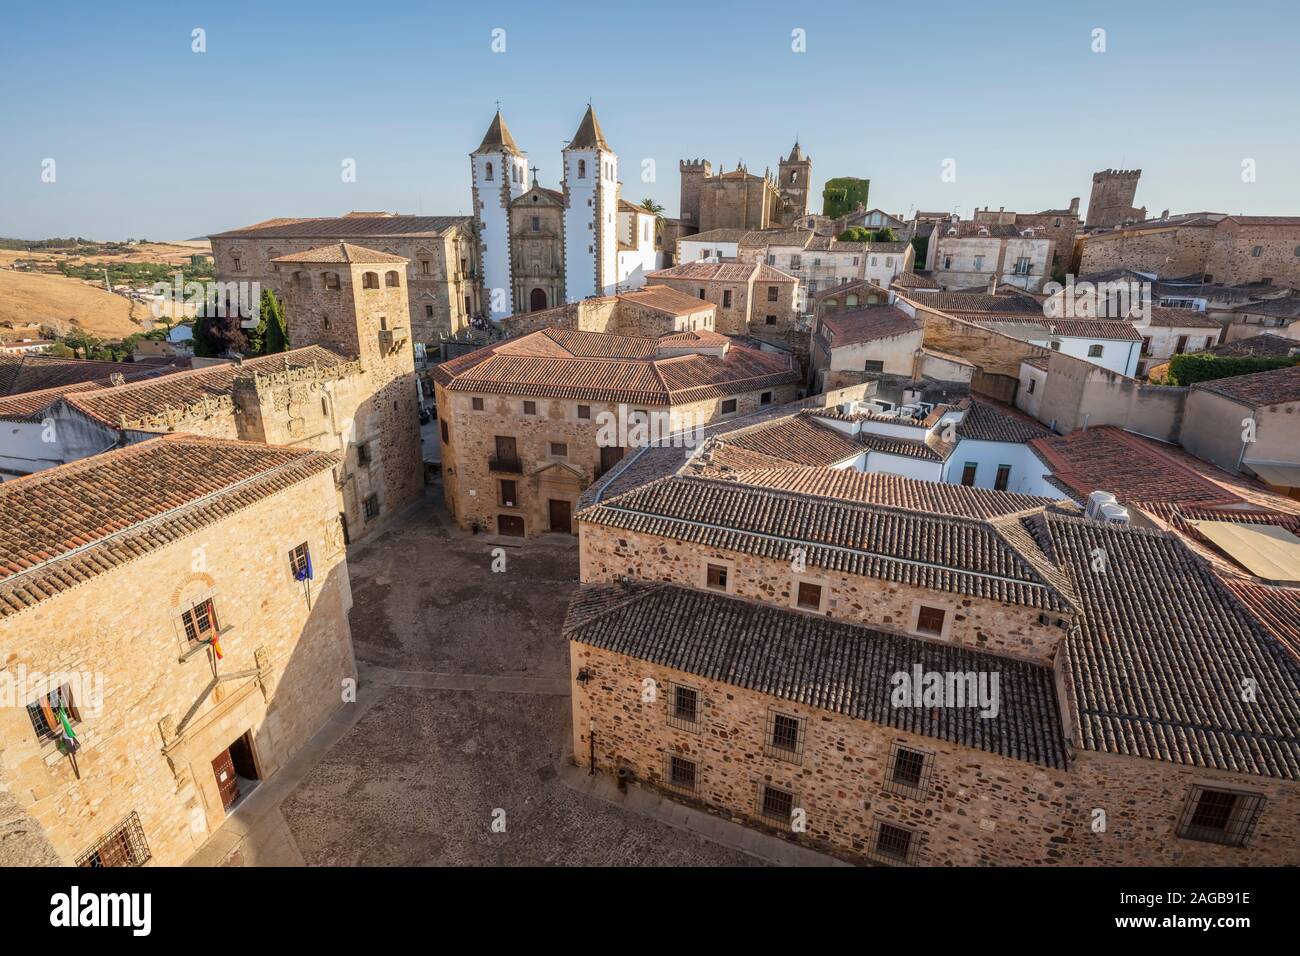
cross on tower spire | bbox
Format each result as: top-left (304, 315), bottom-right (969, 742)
top-left (530, 164), bottom-right (539, 186)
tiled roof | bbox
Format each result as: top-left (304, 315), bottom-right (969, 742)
top-left (1137, 306), bottom-right (1224, 329)
top-left (1050, 320), bottom-right (1143, 342)
top-left (580, 476), bottom-right (1075, 611)
top-left (433, 328), bottom-right (797, 405)
top-left (891, 271), bottom-right (940, 291)
top-left (474, 110), bottom-right (523, 155)
top-left (715, 414), bottom-right (864, 467)
top-left (0, 362), bottom-right (184, 423)
top-left (1208, 333), bottom-right (1299, 358)
top-left (1230, 297), bottom-right (1300, 319)
top-left (934, 222), bottom-right (1027, 239)
top-left (65, 347), bottom-right (353, 428)
top-left (1191, 364), bottom-right (1300, 408)
top-left (0, 355), bottom-right (179, 397)
top-left (679, 229), bottom-right (750, 244)
top-left (566, 582), bottom-right (1068, 768)
top-left (817, 306), bottom-right (921, 347)
top-left (906, 290), bottom-right (1044, 316)
top-left (956, 400), bottom-right (1053, 443)
top-left (617, 284), bottom-right (714, 316)
top-left (812, 278), bottom-right (889, 302)
top-left (647, 262), bottom-right (755, 283)
top-left (210, 214), bottom-right (471, 240)
top-left (858, 431), bottom-right (954, 462)
top-left (0, 435), bottom-right (338, 617)
top-left (566, 105), bottom-right (610, 150)
top-left (706, 467), bottom-right (1065, 520)
top-left (1041, 514), bottom-right (1300, 779)
top-left (272, 242), bottom-right (407, 264)
top-left (1220, 578), bottom-right (1300, 660)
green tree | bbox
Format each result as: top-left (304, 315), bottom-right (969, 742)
top-left (252, 288), bottom-right (289, 355)
top-left (838, 227), bottom-right (873, 242)
top-left (870, 227), bottom-right (898, 243)
top-left (822, 177), bottom-right (870, 218)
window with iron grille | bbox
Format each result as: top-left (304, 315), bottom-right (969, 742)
top-left (363, 494), bottom-right (380, 520)
top-left (666, 754), bottom-right (698, 793)
top-left (577, 404), bottom-right (591, 419)
top-left (1176, 787), bottom-right (1266, 847)
top-left (26, 683), bottom-right (80, 744)
top-left (764, 710), bottom-right (804, 763)
top-left (758, 784), bottom-right (795, 825)
top-left (869, 819), bottom-right (918, 865)
top-left (666, 682), bottom-right (700, 732)
top-left (289, 542), bottom-right (310, 579)
top-left (472, 397), bottom-right (485, 411)
top-left (721, 398), bottom-right (737, 414)
top-left (883, 743), bottom-right (934, 799)
top-left (523, 400), bottom-right (537, 415)
top-left (182, 598), bottom-right (219, 645)
top-left (76, 811), bottom-right (150, 867)
top-left (767, 286), bottom-right (779, 302)
top-left (916, 605), bottom-right (945, 636)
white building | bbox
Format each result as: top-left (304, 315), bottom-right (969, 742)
top-left (471, 106), bottom-right (657, 319)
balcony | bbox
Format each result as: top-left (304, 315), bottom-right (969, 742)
top-left (489, 456), bottom-right (523, 474)
top-left (378, 326), bottom-right (408, 354)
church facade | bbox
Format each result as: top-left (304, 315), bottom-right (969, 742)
top-left (470, 107), bottom-right (659, 320)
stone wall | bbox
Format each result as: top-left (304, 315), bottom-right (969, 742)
top-left (1034, 351), bottom-right (1186, 439)
top-left (578, 522), bottom-right (1068, 665)
top-left (569, 643), bottom-right (1300, 865)
top-left (0, 469), bottom-right (355, 867)
top-left (1078, 224), bottom-right (1216, 278)
top-left (1205, 220), bottom-right (1300, 287)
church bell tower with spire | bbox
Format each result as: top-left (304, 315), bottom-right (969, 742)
top-left (470, 109), bottom-right (529, 318)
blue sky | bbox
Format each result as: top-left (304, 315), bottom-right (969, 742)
top-left (2, 0), bottom-right (1297, 240)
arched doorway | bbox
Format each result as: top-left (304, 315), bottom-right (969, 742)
top-left (529, 288), bottom-right (547, 311)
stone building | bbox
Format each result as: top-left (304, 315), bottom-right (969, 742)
top-left (974, 200), bottom-right (1081, 275)
top-left (432, 328), bottom-right (801, 537)
top-left (678, 143), bottom-right (811, 234)
top-left (644, 261), bottom-right (799, 338)
top-left (924, 221), bottom-right (1055, 292)
top-left (209, 213), bottom-right (479, 345)
top-left (0, 435), bottom-right (356, 866)
top-left (31, 243), bottom-right (424, 544)
top-left (1084, 168), bottom-right (1145, 229)
top-left (470, 107), bottom-right (659, 319)
top-left (498, 285), bottom-right (717, 340)
top-left (565, 433), bottom-right (1300, 866)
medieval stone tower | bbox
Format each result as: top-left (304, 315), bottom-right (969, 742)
top-left (272, 242), bottom-right (424, 533)
top-left (678, 159), bottom-right (713, 230)
top-left (1086, 168), bottom-right (1145, 229)
top-left (778, 142), bottom-right (812, 219)
top-left (562, 105), bottom-right (618, 300)
top-left (471, 111), bottom-right (529, 318)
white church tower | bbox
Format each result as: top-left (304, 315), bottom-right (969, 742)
top-left (562, 106), bottom-right (618, 300)
top-left (470, 110), bottom-right (528, 319)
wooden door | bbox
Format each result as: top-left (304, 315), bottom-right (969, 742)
top-left (548, 499), bottom-right (572, 534)
top-left (598, 445), bottom-right (624, 478)
top-left (497, 514), bottom-right (525, 537)
top-left (212, 748), bottom-right (240, 810)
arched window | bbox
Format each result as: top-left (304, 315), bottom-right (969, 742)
top-left (362, 271), bottom-right (379, 289)
top-left (292, 270), bottom-right (312, 290)
top-left (846, 294), bottom-right (859, 307)
top-left (485, 161), bottom-right (494, 180)
top-left (578, 159), bottom-right (586, 179)
top-left (385, 270), bottom-right (400, 287)
top-left (323, 272), bottom-right (341, 290)
top-left (790, 171), bottom-right (798, 183)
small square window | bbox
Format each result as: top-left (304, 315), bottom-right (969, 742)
top-left (666, 682), bottom-right (700, 731)
top-left (289, 542), bottom-right (311, 580)
top-left (356, 442), bottom-right (372, 467)
top-left (667, 754), bottom-right (698, 793)
top-left (182, 598), bottom-right (219, 645)
top-left (523, 400), bottom-right (537, 415)
top-left (796, 581), bottom-right (822, 611)
top-left (758, 784), bottom-right (795, 824)
top-left (363, 494), bottom-right (380, 520)
top-left (916, 605), bottom-right (946, 636)
top-left (705, 563), bottom-right (728, 591)
top-left (871, 820), bottom-right (918, 865)
top-left (765, 314), bottom-right (776, 325)
top-left (884, 744), bottom-right (933, 799)
top-left (472, 397), bottom-right (485, 411)
top-left (577, 404), bottom-right (591, 419)
top-left (765, 710), bottom-right (803, 762)
top-left (1177, 786), bottom-right (1266, 846)
top-left (26, 682), bottom-right (80, 744)
top-left (760, 391), bottom-right (773, 406)
top-left (549, 442), bottom-right (568, 458)
top-left (720, 398), bottom-right (737, 414)
top-left (1088, 344), bottom-right (1103, 358)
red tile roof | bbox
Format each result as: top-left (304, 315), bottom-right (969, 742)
top-left (0, 435), bottom-right (338, 615)
top-left (616, 284), bottom-right (715, 316)
top-left (272, 242), bottom-right (408, 264)
top-left (817, 306), bottom-right (921, 347)
top-left (433, 328), bottom-right (798, 405)
top-left (1191, 364), bottom-right (1300, 408)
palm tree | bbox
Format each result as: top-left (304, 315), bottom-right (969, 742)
top-left (639, 198), bottom-right (666, 227)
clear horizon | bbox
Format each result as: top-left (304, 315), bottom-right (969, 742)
top-left (2, 0), bottom-right (1297, 240)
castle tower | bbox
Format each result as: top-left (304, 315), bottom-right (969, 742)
top-left (471, 110), bottom-right (529, 319)
top-left (562, 105), bottom-right (618, 300)
top-left (1085, 168), bottom-right (1143, 230)
top-left (778, 141), bottom-right (812, 221)
top-left (271, 242), bottom-right (423, 533)
top-left (678, 158), bottom-right (713, 231)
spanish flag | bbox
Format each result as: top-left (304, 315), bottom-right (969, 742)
top-left (209, 628), bottom-right (224, 660)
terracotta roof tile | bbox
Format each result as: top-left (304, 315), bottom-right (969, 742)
top-left (1191, 364), bottom-right (1300, 408)
top-left (272, 242), bottom-right (408, 265)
